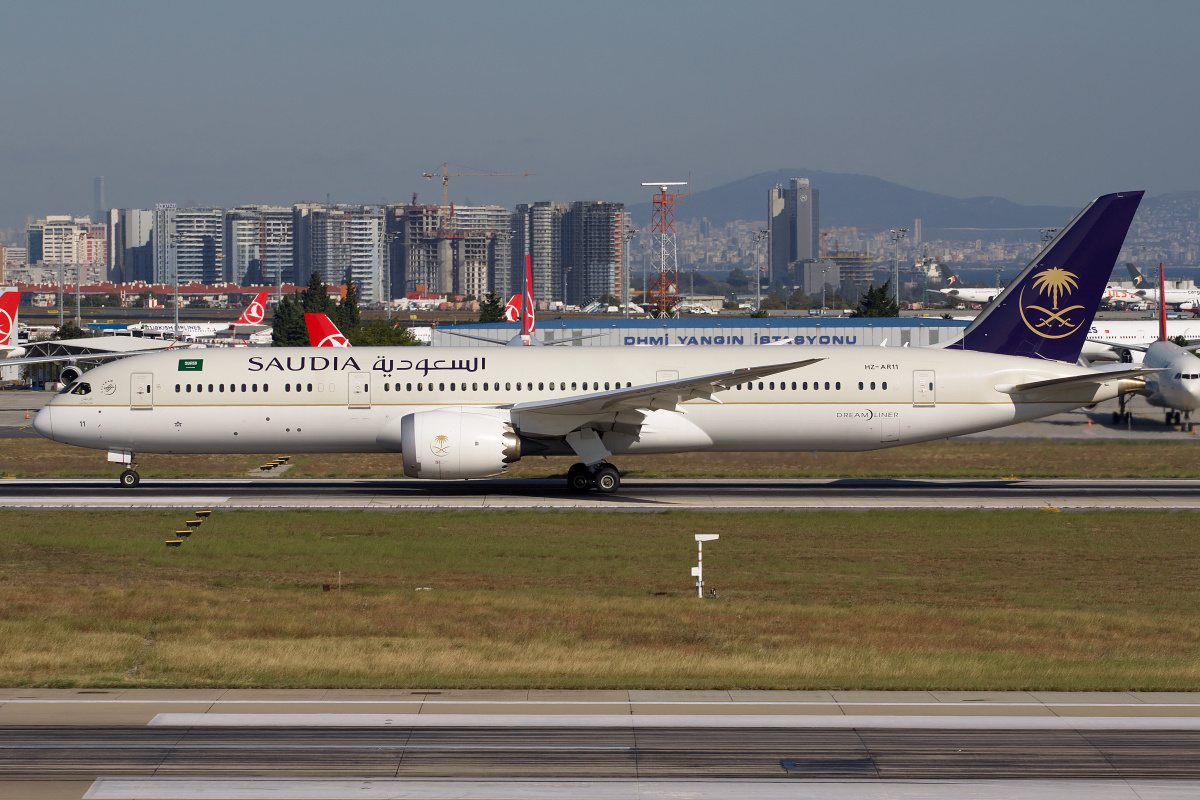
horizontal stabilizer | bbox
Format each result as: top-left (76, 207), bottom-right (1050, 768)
top-left (994, 366), bottom-right (1163, 395)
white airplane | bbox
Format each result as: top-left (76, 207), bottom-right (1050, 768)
top-left (1127, 263), bottom-right (1200, 310)
top-left (937, 268), bottom-right (1001, 305)
top-left (34, 191), bottom-right (1156, 491)
top-left (126, 292), bottom-right (269, 338)
top-left (1091, 265), bottom-right (1200, 429)
top-left (1083, 319), bottom-right (1200, 363)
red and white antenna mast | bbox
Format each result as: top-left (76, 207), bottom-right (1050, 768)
top-left (641, 181), bottom-right (688, 317)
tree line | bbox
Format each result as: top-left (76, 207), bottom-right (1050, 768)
top-left (271, 272), bottom-right (418, 347)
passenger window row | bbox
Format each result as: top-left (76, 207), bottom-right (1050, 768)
top-left (175, 383), bottom-right (264, 393)
top-left (378, 381), bottom-right (634, 392)
top-left (736, 381), bottom-right (841, 391)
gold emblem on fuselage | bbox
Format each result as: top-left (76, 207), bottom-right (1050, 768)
top-left (1019, 267), bottom-right (1085, 339)
top-left (430, 435), bottom-right (450, 457)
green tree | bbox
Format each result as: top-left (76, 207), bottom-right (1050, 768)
top-left (851, 281), bottom-right (900, 318)
top-left (749, 307), bottom-right (770, 318)
top-left (332, 283), bottom-right (360, 330)
top-left (54, 321), bottom-right (90, 340)
top-left (346, 319), bottom-right (419, 347)
top-left (478, 291), bottom-right (505, 323)
top-left (301, 271), bottom-right (335, 314)
top-left (271, 293), bottom-right (308, 347)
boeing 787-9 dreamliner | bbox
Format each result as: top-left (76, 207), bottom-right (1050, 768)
top-left (35, 192), bottom-right (1154, 492)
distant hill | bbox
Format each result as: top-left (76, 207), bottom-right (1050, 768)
top-left (629, 169), bottom-right (1078, 231)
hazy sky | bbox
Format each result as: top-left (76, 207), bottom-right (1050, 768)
top-left (2, 0), bottom-right (1198, 233)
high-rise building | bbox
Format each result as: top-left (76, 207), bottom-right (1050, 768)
top-left (225, 206), bottom-right (294, 287)
top-left (386, 204), bottom-right (512, 300)
top-left (767, 177), bottom-right (819, 285)
top-left (293, 205), bottom-right (383, 302)
top-left (561, 201), bottom-right (626, 306)
top-left (153, 206), bottom-right (225, 285)
top-left (514, 202), bottom-right (568, 304)
top-left (26, 216), bottom-right (106, 269)
top-left (107, 209), bottom-right (154, 283)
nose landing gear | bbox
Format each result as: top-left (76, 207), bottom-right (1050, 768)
top-left (119, 468), bottom-right (140, 488)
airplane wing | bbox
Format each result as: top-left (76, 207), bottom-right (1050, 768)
top-left (0, 350), bottom-right (159, 369)
top-left (510, 358), bottom-right (824, 416)
top-left (1086, 339), bottom-right (1149, 353)
top-left (994, 367), bottom-right (1164, 394)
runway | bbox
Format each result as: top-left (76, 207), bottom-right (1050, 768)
top-left (2, 475), bottom-right (1199, 510)
top-left (5, 691), bottom-right (1200, 799)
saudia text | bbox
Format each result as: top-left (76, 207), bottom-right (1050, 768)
top-left (248, 356), bottom-right (485, 377)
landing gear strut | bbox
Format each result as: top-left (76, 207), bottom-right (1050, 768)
top-left (1112, 393), bottom-right (1133, 425)
top-left (566, 462), bottom-right (621, 494)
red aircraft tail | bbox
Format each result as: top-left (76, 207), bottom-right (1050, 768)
top-left (305, 313), bottom-right (351, 347)
top-left (504, 294), bottom-right (522, 322)
top-left (521, 255), bottom-right (535, 342)
top-left (0, 289), bottom-right (18, 347)
top-left (235, 292), bottom-right (269, 325)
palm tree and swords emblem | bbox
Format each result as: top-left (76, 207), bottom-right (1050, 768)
top-left (430, 435), bottom-right (451, 457)
top-left (1019, 267), bottom-right (1084, 339)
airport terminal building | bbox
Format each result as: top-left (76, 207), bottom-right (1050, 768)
top-left (432, 317), bottom-right (970, 349)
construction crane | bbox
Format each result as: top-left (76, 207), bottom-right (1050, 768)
top-left (422, 163), bottom-right (534, 210)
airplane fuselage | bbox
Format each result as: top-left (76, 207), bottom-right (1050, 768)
top-left (37, 345), bottom-right (1130, 462)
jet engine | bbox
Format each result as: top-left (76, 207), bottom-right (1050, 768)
top-left (59, 365), bottom-right (82, 385)
top-left (392, 407), bottom-right (521, 480)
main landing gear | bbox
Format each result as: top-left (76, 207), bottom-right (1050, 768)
top-left (1166, 410), bottom-right (1192, 431)
top-left (567, 462), bottom-right (621, 494)
top-left (1112, 393), bottom-right (1133, 425)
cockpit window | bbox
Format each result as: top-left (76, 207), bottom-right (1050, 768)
top-left (57, 381), bottom-right (77, 395)
top-left (70, 382), bottom-right (92, 396)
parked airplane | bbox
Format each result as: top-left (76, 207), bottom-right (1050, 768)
top-left (305, 314), bottom-right (351, 348)
top-left (126, 292), bottom-right (270, 338)
top-left (34, 191), bottom-right (1154, 491)
top-left (936, 268), bottom-right (1001, 304)
top-left (443, 256), bottom-right (599, 347)
top-left (1083, 319), bottom-right (1200, 363)
top-left (1127, 263), bottom-right (1200, 310)
top-left (1091, 264), bottom-right (1200, 429)
top-left (0, 288), bottom-right (23, 358)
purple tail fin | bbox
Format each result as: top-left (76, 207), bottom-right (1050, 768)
top-left (949, 191), bottom-right (1143, 362)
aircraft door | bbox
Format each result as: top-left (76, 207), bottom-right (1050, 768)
top-left (913, 370), bottom-right (936, 407)
top-left (130, 373), bottom-right (153, 410)
top-left (348, 372), bottom-right (371, 409)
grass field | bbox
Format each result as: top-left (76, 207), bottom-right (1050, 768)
top-left (2, 509), bottom-right (1200, 690)
top-left (3, 437), bottom-right (1200, 479)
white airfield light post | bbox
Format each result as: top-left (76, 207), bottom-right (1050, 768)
top-left (692, 533), bottom-right (719, 598)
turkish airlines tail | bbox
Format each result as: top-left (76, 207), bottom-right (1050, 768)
top-left (305, 313), bottom-right (351, 347)
top-left (504, 295), bottom-right (521, 322)
top-left (521, 255), bottom-right (535, 344)
top-left (234, 292), bottom-right (269, 325)
top-left (0, 288), bottom-right (19, 347)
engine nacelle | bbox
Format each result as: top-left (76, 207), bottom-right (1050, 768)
top-left (59, 365), bottom-right (82, 385)
top-left (395, 407), bottom-right (520, 480)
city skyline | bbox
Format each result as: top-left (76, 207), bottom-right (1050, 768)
top-left (2, 1), bottom-right (1198, 234)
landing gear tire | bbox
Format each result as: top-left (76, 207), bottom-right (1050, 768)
top-left (1174, 411), bottom-right (1183, 426)
top-left (593, 464), bottom-right (621, 494)
top-left (119, 469), bottom-right (140, 488)
top-left (567, 463), bottom-right (593, 493)
top-left (1112, 411), bottom-right (1120, 425)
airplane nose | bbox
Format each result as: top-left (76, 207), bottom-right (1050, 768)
top-left (32, 405), bottom-right (52, 440)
